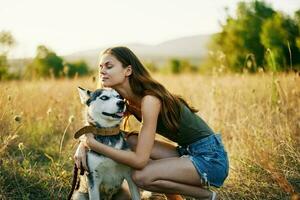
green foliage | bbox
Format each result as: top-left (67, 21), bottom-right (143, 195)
top-left (144, 61), bottom-right (158, 73)
top-left (25, 46), bottom-right (91, 79)
top-left (261, 13), bottom-right (300, 71)
top-left (294, 10), bottom-right (300, 60)
top-left (25, 45), bottom-right (64, 79)
top-left (0, 31), bottom-right (91, 80)
top-left (0, 54), bottom-right (8, 80)
top-left (165, 58), bottom-right (198, 74)
top-left (261, 13), bottom-right (287, 71)
top-left (0, 31), bottom-right (15, 54)
top-left (0, 31), bottom-right (15, 80)
top-left (206, 1), bottom-right (300, 73)
top-left (169, 59), bottom-right (181, 74)
top-left (64, 60), bottom-right (90, 77)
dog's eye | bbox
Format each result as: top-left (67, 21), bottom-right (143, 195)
top-left (100, 96), bottom-right (109, 100)
top-left (116, 95), bottom-right (123, 99)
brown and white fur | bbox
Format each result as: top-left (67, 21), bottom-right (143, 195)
top-left (71, 87), bottom-right (140, 200)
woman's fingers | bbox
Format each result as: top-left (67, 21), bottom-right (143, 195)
top-left (79, 135), bottom-right (86, 143)
top-left (74, 142), bottom-right (86, 170)
top-left (74, 151), bottom-right (81, 169)
top-left (81, 151), bottom-right (88, 172)
top-left (75, 157), bottom-right (81, 169)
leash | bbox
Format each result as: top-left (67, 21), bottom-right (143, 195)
top-left (68, 125), bottom-right (121, 199)
top-left (67, 163), bottom-right (86, 200)
top-left (74, 125), bottom-right (120, 139)
top-left (68, 125), bottom-right (120, 199)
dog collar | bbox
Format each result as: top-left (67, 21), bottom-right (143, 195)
top-left (74, 125), bottom-right (120, 139)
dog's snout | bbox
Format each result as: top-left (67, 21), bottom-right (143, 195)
top-left (117, 100), bottom-right (125, 108)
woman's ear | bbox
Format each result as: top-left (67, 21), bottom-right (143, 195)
top-left (125, 65), bottom-right (132, 76)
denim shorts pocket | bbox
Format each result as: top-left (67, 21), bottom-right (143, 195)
top-left (187, 134), bottom-right (229, 187)
top-left (190, 136), bottom-right (228, 171)
top-left (191, 143), bottom-right (215, 155)
top-left (192, 145), bottom-right (224, 166)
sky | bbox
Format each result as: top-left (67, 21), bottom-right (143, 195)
top-left (0, 0), bottom-right (299, 58)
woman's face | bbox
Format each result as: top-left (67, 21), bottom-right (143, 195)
top-left (99, 54), bottom-right (131, 87)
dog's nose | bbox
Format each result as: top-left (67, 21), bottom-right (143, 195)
top-left (117, 100), bottom-right (125, 108)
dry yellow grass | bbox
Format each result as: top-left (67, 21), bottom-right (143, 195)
top-left (0, 73), bottom-right (299, 199)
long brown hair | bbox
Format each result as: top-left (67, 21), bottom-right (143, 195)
top-left (101, 46), bottom-right (198, 133)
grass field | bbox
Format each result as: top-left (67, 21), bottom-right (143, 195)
top-left (0, 73), bottom-right (299, 200)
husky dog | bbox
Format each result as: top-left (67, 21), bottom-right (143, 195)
top-left (70, 87), bottom-right (140, 200)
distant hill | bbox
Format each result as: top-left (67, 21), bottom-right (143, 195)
top-left (8, 34), bottom-right (212, 70)
top-left (63, 34), bottom-right (211, 68)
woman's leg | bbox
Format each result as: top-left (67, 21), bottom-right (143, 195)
top-left (113, 134), bottom-right (183, 199)
top-left (127, 135), bottom-right (214, 200)
top-left (132, 157), bottom-right (214, 199)
top-left (127, 134), bottom-right (184, 200)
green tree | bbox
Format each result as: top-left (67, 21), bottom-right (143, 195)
top-left (295, 10), bottom-right (300, 51)
top-left (260, 13), bottom-right (299, 71)
top-left (0, 31), bottom-right (15, 80)
top-left (164, 58), bottom-right (198, 74)
top-left (207, 1), bottom-right (300, 72)
top-left (0, 54), bottom-right (8, 80)
top-left (64, 60), bottom-right (90, 77)
top-left (25, 45), bottom-right (64, 78)
top-left (180, 59), bottom-right (198, 73)
top-left (169, 59), bottom-right (181, 74)
top-left (0, 31), bottom-right (15, 54)
top-left (213, 1), bottom-right (275, 72)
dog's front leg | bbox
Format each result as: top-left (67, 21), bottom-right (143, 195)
top-left (125, 174), bottom-right (140, 200)
top-left (87, 171), bottom-right (102, 200)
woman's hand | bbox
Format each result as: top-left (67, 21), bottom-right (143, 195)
top-left (74, 141), bottom-right (88, 171)
top-left (79, 133), bottom-right (94, 148)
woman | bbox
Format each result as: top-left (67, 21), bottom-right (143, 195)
top-left (75, 46), bottom-right (229, 200)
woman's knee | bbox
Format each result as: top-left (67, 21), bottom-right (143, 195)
top-left (131, 170), bottom-right (152, 189)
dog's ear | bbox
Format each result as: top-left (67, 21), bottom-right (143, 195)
top-left (77, 87), bottom-right (92, 104)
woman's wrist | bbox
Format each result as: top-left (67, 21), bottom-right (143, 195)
top-left (87, 137), bottom-right (96, 149)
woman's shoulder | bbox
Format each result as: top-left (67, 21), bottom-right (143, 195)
top-left (140, 95), bottom-right (162, 119)
top-left (125, 95), bottom-right (161, 119)
top-left (141, 95), bottom-right (161, 108)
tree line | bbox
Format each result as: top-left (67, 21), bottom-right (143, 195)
top-left (0, 32), bottom-right (90, 80)
top-left (203, 1), bottom-right (300, 73)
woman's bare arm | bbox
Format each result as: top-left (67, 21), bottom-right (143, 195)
top-left (86, 95), bottom-right (161, 169)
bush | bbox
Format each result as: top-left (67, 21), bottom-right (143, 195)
top-left (64, 60), bottom-right (90, 77)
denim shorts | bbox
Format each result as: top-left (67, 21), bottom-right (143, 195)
top-left (176, 133), bottom-right (229, 187)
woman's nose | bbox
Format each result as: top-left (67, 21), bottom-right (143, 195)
top-left (100, 67), bottom-right (106, 74)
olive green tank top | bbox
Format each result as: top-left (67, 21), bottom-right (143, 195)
top-left (134, 103), bottom-right (214, 146)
